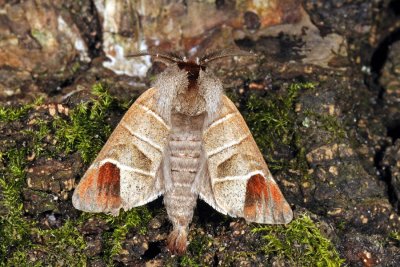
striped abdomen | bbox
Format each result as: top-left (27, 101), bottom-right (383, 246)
top-left (163, 113), bottom-right (205, 254)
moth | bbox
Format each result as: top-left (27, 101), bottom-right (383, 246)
top-left (72, 49), bottom-right (293, 255)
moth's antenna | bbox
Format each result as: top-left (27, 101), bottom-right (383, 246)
top-left (167, 51), bottom-right (184, 61)
top-left (200, 48), bottom-right (227, 62)
top-left (201, 48), bottom-right (256, 65)
top-left (126, 51), bottom-right (182, 65)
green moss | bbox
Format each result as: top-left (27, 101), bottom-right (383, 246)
top-left (389, 231), bottom-right (400, 245)
top-left (4, 249), bottom-right (42, 267)
top-left (0, 105), bottom-right (30, 122)
top-left (75, 207), bottom-right (152, 266)
top-left (0, 84), bottom-right (150, 266)
top-left (237, 82), bottom-right (315, 170)
top-left (0, 104), bottom-right (33, 122)
top-left (32, 220), bottom-right (87, 266)
top-left (179, 256), bottom-right (200, 267)
top-left (2, 214), bottom-right (86, 266)
top-left (53, 82), bottom-right (115, 163)
top-left (101, 207), bottom-right (152, 265)
top-left (179, 234), bottom-right (212, 266)
top-left (304, 111), bottom-right (346, 141)
top-left (71, 61), bottom-right (82, 74)
top-left (245, 82), bottom-right (315, 148)
top-left (22, 119), bottom-right (52, 158)
top-left (0, 97), bottom-right (43, 122)
top-left (0, 98), bottom-right (52, 265)
top-left (0, 84), bottom-right (118, 265)
top-left (30, 29), bottom-right (53, 47)
top-left (252, 214), bottom-right (345, 266)
top-left (0, 148), bottom-right (32, 264)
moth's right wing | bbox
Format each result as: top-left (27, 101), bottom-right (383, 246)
top-left (200, 95), bottom-right (292, 224)
top-left (72, 88), bottom-right (170, 215)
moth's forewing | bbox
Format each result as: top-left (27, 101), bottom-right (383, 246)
top-left (72, 88), bottom-right (169, 215)
top-left (201, 95), bottom-right (293, 224)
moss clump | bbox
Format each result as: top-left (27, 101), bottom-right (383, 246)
top-left (0, 105), bottom-right (31, 122)
top-left (244, 82), bottom-right (315, 149)
top-left (98, 207), bottom-right (152, 265)
top-left (33, 220), bottom-right (87, 265)
top-left (53, 82), bottom-right (115, 163)
top-left (237, 82), bottom-right (315, 170)
top-left (179, 255), bottom-right (200, 267)
top-left (389, 231), bottom-right (400, 245)
top-left (23, 119), bottom-right (52, 159)
top-left (303, 111), bottom-right (346, 142)
top-left (179, 234), bottom-right (212, 266)
top-left (0, 83), bottom-right (154, 266)
top-left (0, 98), bottom-right (43, 123)
top-left (0, 148), bottom-right (33, 264)
top-left (0, 137), bottom-right (84, 266)
top-left (252, 214), bottom-right (345, 266)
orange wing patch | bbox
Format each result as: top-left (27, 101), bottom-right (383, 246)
top-left (76, 168), bottom-right (96, 198)
top-left (244, 174), bottom-right (269, 220)
top-left (74, 162), bottom-right (122, 213)
top-left (244, 173), bottom-right (292, 223)
top-left (97, 162), bottom-right (122, 209)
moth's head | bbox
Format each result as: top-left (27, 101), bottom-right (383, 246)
top-left (127, 49), bottom-right (255, 118)
top-left (176, 59), bottom-right (205, 89)
top-left (126, 48), bottom-right (256, 87)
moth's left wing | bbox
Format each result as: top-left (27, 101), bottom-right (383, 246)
top-left (72, 88), bottom-right (170, 215)
top-left (200, 95), bottom-right (293, 224)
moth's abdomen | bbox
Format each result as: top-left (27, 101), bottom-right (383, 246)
top-left (164, 132), bottom-right (201, 226)
top-left (164, 113), bottom-right (205, 254)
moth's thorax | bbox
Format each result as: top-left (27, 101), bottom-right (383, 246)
top-left (173, 85), bottom-right (206, 116)
top-left (172, 61), bottom-right (206, 116)
top-left (154, 62), bottom-right (223, 123)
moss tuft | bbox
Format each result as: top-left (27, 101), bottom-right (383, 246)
top-left (0, 105), bottom-right (31, 122)
top-left (33, 220), bottom-right (87, 265)
top-left (0, 148), bottom-right (32, 264)
top-left (53, 82), bottom-right (115, 162)
top-left (0, 84), bottom-right (150, 266)
top-left (180, 255), bottom-right (200, 267)
top-left (303, 111), bottom-right (346, 141)
top-left (0, 84), bottom-right (118, 265)
top-left (101, 207), bottom-right (152, 264)
top-left (237, 82), bottom-right (315, 170)
top-left (179, 234), bottom-right (212, 266)
top-left (23, 119), bottom-right (52, 158)
top-left (0, 98), bottom-right (43, 123)
top-left (389, 231), bottom-right (400, 244)
top-left (252, 214), bottom-right (345, 266)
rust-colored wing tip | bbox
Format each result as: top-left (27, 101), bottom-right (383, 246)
top-left (244, 173), bottom-right (292, 224)
top-left (72, 162), bottom-right (122, 213)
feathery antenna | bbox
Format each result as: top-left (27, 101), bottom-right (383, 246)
top-left (125, 51), bottom-right (183, 65)
top-left (126, 48), bottom-right (256, 66)
top-left (200, 48), bottom-right (256, 64)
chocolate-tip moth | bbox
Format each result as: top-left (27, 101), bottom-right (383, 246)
top-left (72, 49), bottom-right (293, 255)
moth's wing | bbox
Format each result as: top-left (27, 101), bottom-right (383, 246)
top-left (72, 88), bottom-right (170, 215)
top-left (201, 95), bottom-right (293, 224)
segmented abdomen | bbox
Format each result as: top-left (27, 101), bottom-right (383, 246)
top-left (164, 115), bottom-right (203, 229)
top-left (164, 129), bottom-right (201, 228)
